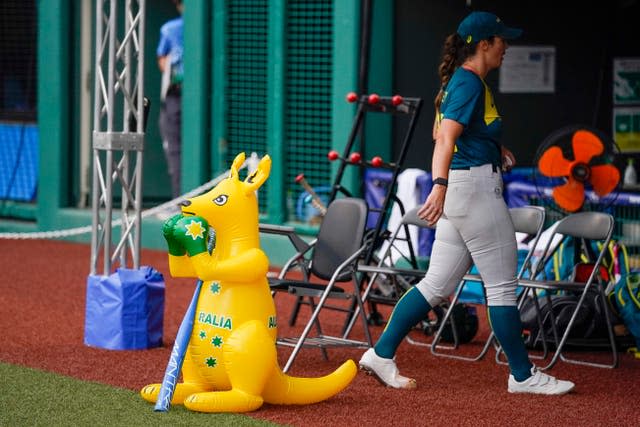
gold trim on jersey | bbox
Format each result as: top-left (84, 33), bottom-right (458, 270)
top-left (482, 80), bottom-right (500, 126)
top-left (433, 110), bottom-right (458, 152)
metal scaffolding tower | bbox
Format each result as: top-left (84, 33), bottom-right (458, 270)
top-left (91, 0), bottom-right (146, 275)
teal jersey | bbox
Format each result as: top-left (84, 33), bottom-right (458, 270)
top-left (440, 67), bottom-right (502, 169)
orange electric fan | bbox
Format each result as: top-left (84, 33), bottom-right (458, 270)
top-left (537, 128), bottom-right (621, 212)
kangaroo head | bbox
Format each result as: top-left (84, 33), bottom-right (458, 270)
top-left (181, 152), bottom-right (271, 234)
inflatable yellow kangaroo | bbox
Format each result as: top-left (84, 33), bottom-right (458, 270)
top-left (141, 152), bottom-right (357, 413)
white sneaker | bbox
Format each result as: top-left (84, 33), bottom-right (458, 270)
top-left (508, 366), bottom-right (575, 395)
top-left (358, 348), bottom-right (417, 389)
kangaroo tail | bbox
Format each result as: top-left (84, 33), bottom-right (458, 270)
top-left (262, 359), bottom-right (357, 405)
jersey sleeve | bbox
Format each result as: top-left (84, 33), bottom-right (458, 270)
top-left (156, 24), bottom-right (171, 57)
top-left (441, 78), bottom-right (483, 127)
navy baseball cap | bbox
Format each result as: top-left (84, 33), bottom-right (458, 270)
top-left (457, 11), bottom-right (522, 45)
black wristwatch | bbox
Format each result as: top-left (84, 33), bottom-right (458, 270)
top-left (432, 177), bottom-right (448, 187)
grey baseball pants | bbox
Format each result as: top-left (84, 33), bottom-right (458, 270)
top-left (416, 163), bottom-right (519, 307)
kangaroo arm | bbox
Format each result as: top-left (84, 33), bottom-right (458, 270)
top-left (189, 248), bottom-right (269, 282)
top-left (168, 254), bottom-right (197, 277)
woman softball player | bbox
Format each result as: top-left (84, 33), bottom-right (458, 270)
top-left (359, 11), bottom-right (575, 395)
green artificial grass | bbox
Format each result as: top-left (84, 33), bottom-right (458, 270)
top-left (0, 362), bottom-right (285, 427)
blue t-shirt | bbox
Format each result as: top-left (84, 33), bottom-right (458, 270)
top-left (440, 67), bottom-right (502, 169)
top-left (157, 16), bottom-right (183, 84)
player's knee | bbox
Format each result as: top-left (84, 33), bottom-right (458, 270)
top-left (485, 280), bottom-right (518, 306)
top-left (416, 281), bottom-right (448, 307)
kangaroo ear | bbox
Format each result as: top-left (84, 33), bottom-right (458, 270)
top-left (244, 155), bottom-right (271, 195)
top-left (229, 152), bottom-right (246, 180)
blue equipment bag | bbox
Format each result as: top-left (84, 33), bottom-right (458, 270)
top-left (609, 272), bottom-right (640, 350)
top-left (84, 266), bottom-right (165, 350)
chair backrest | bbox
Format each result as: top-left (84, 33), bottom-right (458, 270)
top-left (510, 206), bottom-right (545, 237)
top-left (402, 206), bottom-right (434, 228)
top-left (401, 206), bottom-right (432, 229)
top-left (554, 211), bottom-right (614, 241)
top-left (534, 211), bottom-right (615, 279)
top-left (311, 197), bottom-right (369, 281)
top-left (510, 206), bottom-right (546, 279)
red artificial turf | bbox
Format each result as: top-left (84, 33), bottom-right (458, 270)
top-left (1, 239), bottom-right (638, 426)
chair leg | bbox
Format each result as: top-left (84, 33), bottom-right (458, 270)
top-left (288, 296), bottom-right (304, 326)
top-left (351, 284), bottom-right (373, 347)
top-left (342, 270), bottom-right (381, 339)
top-left (497, 288), bottom-right (550, 365)
top-left (540, 287), bottom-right (618, 370)
top-left (430, 302), bottom-right (464, 355)
top-left (473, 330), bottom-right (496, 360)
top-left (530, 291), bottom-right (551, 360)
top-left (533, 292), bottom-right (562, 370)
top-left (283, 278), bottom-right (361, 373)
top-left (432, 280), bottom-right (521, 362)
top-left (430, 284), bottom-right (492, 361)
top-left (340, 272), bottom-right (372, 336)
top-left (304, 297), bottom-right (330, 361)
top-left (553, 289), bottom-right (617, 369)
top-left (280, 295), bottom-right (329, 362)
top-left (283, 296), bottom-right (329, 373)
top-left (596, 288), bottom-right (619, 368)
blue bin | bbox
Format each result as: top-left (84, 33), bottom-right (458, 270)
top-left (84, 266), bottom-right (165, 350)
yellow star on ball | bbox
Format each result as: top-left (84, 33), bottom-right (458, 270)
top-left (185, 219), bottom-right (206, 240)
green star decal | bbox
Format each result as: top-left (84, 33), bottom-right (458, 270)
top-left (205, 357), bottom-right (217, 368)
top-left (199, 330), bottom-right (207, 340)
top-left (211, 336), bottom-right (223, 347)
top-left (209, 282), bottom-right (221, 294)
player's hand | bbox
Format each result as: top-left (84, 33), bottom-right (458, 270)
top-left (173, 216), bottom-right (209, 257)
top-left (501, 146), bottom-right (516, 172)
top-left (163, 214), bottom-right (186, 256)
top-left (418, 185), bottom-right (446, 226)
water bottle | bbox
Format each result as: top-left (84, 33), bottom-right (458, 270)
top-left (246, 152), bottom-right (260, 175)
top-left (624, 158), bottom-right (637, 187)
top-left (245, 152), bottom-right (261, 196)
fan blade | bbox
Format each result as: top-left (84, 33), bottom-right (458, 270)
top-left (538, 146), bottom-right (571, 177)
top-left (553, 179), bottom-right (585, 212)
top-left (572, 130), bottom-right (603, 163)
top-left (590, 164), bottom-right (620, 196)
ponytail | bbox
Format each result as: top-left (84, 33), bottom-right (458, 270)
top-left (434, 33), bottom-right (476, 114)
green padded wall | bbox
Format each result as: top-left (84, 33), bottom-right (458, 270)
top-left (284, 0), bottom-right (334, 223)
top-left (224, 0), bottom-right (269, 210)
top-left (221, 0), bottom-right (337, 221)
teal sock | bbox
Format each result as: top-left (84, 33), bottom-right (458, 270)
top-left (374, 287), bottom-right (432, 359)
top-left (488, 305), bottom-right (533, 382)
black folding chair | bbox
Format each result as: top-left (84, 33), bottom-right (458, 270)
top-left (517, 211), bottom-right (618, 369)
top-left (267, 197), bottom-right (373, 372)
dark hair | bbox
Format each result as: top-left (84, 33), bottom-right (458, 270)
top-left (433, 33), bottom-right (482, 113)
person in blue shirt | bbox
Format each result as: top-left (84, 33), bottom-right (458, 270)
top-left (157, 0), bottom-right (184, 200)
top-left (360, 11), bottom-right (575, 395)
